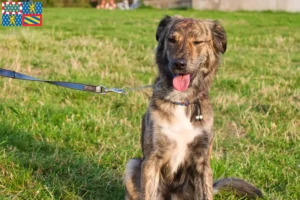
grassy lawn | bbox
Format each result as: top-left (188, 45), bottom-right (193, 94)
top-left (0, 8), bottom-right (299, 200)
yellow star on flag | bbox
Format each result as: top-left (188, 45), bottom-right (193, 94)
top-left (9, 15), bottom-right (16, 26)
top-left (29, 3), bottom-right (36, 14)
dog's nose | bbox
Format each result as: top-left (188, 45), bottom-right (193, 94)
top-left (173, 59), bottom-right (187, 70)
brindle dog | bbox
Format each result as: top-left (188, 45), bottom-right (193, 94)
top-left (124, 15), bottom-right (263, 200)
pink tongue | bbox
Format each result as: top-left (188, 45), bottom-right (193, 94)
top-left (172, 74), bottom-right (191, 91)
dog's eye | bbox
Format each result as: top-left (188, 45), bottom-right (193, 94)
top-left (193, 41), bottom-right (204, 45)
top-left (168, 38), bottom-right (176, 43)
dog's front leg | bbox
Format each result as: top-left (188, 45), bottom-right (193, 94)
top-left (193, 162), bottom-right (213, 200)
top-left (192, 136), bottom-right (214, 200)
top-left (141, 157), bottom-right (161, 200)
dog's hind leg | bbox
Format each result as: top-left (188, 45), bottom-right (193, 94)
top-left (124, 158), bottom-right (142, 200)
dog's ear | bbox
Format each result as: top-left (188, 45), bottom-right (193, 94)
top-left (156, 15), bottom-right (172, 41)
top-left (211, 21), bottom-right (227, 54)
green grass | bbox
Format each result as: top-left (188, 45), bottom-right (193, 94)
top-left (0, 8), bottom-right (299, 200)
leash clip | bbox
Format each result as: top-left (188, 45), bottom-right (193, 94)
top-left (99, 85), bottom-right (126, 95)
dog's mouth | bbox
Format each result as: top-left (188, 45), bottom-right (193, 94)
top-left (172, 74), bottom-right (191, 92)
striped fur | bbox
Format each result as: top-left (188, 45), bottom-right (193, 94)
top-left (124, 15), bottom-right (262, 200)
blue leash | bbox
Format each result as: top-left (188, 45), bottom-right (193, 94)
top-left (0, 68), bottom-right (126, 95)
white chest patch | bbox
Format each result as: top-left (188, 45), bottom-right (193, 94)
top-left (160, 106), bottom-right (203, 174)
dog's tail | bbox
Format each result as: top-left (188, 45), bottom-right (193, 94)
top-left (213, 178), bottom-right (263, 198)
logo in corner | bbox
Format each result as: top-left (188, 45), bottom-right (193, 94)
top-left (2, 2), bottom-right (42, 27)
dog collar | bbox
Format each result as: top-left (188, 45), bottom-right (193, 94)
top-left (170, 99), bottom-right (203, 121)
top-left (171, 101), bottom-right (193, 106)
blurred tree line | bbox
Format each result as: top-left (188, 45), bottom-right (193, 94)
top-left (0, 0), bottom-right (135, 7)
top-left (38, 0), bottom-right (89, 7)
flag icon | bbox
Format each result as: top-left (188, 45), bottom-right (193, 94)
top-left (2, 2), bottom-right (42, 27)
top-left (22, 14), bottom-right (42, 26)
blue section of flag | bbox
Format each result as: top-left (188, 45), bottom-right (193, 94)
top-left (23, 2), bottom-right (42, 14)
top-left (4, 4), bottom-right (22, 13)
top-left (2, 14), bottom-right (22, 27)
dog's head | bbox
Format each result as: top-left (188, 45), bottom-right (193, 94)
top-left (155, 15), bottom-right (226, 99)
